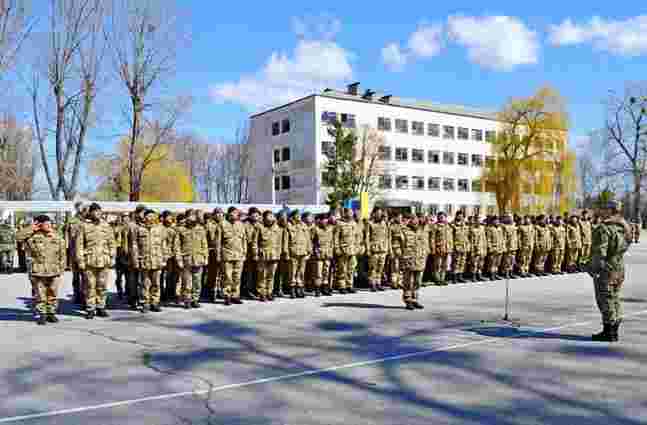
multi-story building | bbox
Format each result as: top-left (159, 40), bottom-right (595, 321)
top-left (247, 82), bottom-right (503, 215)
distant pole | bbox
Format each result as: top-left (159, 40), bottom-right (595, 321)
top-left (503, 276), bottom-right (511, 321)
top-left (271, 166), bottom-right (276, 205)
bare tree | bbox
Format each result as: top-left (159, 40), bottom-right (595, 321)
top-left (353, 124), bottom-right (387, 198)
top-left (0, 0), bottom-right (33, 79)
top-left (105, 0), bottom-right (190, 201)
top-left (604, 84), bottom-right (647, 220)
top-left (0, 113), bottom-right (34, 200)
top-left (29, 0), bottom-right (106, 200)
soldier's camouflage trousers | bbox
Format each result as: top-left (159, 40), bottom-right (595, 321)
top-left (0, 250), bottom-right (14, 271)
top-left (126, 269), bottom-right (141, 307)
top-left (276, 259), bottom-right (290, 294)
top-left (533, 251), bottom-right (548, 272)
top-left (257, 261), bottom-right (278, 297)
top-left (433, 254), bottom-right (449, 284)
top-left (161, 259), bottom-right (179, 302)
top-left (390, 256), bottom-right (402, 288)
top-left (579, 244), bottom-right (592, 266)
top-left (565, 248), bottom-right (580, 269)
top-left (180, 266), bottom-right (202, 303)
top-left (31, 276), bottom-right (59, 315)
top-left (487, 253), bottom-right (502, 275)
top-left (72, 267), bottom-right (87, 305)
top-left (141, 270), bottom-right (162, 307)
top-left (84, 268), bottom-right (109, 311)
top-left (313, 259), bottom-right (331, 289)
top-left (305, 258), bottom-right (317, 289)
top-left (501, 252), bottom-right (516, 274)
top-left (469, 254), bottom-right (484, 275)
top-left (223, 260), bottom-right (244, 300)
top-left (516, 249), bottom-right (533, 273)
top-left (289, 255), bottom-right (308, 288)
top-left (368, 253), bottom-right (387, 288)
top-left (335, 255), bottom-right (354, 289)
top-left (207, 251), bottom-right (222, 299)
top-left (550, 249), bottom-right (564, 273)
top-left (452, 252), bottom-right (468, 274)
top-left (402, 269), bottom-right (421, 303)
top-left (594, 272), bottom-right (624, 324)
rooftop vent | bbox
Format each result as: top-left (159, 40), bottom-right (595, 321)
top-left (379, 95), bottom-right (392, 104)
top-left (347, 82), bottom-right (360, 95)
top-left (362, 89), bottom-right (376, 101)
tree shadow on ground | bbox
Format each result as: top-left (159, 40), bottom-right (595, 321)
top-left (467, 325), bottom-right (593, 342)
top-left (321, 302), bottom-right (407, 310)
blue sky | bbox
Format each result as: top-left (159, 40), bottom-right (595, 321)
top-left (166, 1), bottom-right (646, 148)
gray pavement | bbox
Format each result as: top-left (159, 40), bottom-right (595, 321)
top-left (1, 243), bottom-right (647, 424)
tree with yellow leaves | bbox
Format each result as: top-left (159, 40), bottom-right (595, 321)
top-left (483, 86), bottom-right (571, 214)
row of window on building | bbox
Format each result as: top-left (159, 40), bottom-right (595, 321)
top-left (379, 175), bottom-right (493, 193)
top-left (377, 117), bottom-right (495, 142)
top-left (426, 204), bottom-right (496, 216)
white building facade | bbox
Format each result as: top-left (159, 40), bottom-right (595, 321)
top-left (248, 83), bottom-right (500, 215)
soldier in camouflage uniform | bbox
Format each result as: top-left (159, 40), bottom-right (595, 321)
top-left (352, 213), bottom-right (366, 288)
top-left (113, 214), bottom-right (129, 299)
top-left (451, 211), bottom-right (470, 283)
top-left (67, 206), bottom-right (87, 306)
top-left (334, 208), bottom-right (357, 294)
top-left (532, 215), bottom-right (552, 276)
top-left (432, 212), bottom-right (453, 285)
top-left (579, 210), bottom-right (593, 269)
top-left (389, 212), bottom-right (405, 289)
top-left (588, 200), bottom-right (632, 342)
top-left (400, 214), bottom-right (426, 310)
top-left (275, 211), bottom-right (290, 298)
top-left (486, 216), bottom-right (505, 280)
top-left (126, 205), bottom-right (146, 309)
top-left (500, 215), bottom-right (518, 279)
top-left (18, 215), bottom-right (66, 325)
top-left (549, 216), bottom-right (566, 274)
top-left (205, 208), bottom-right (224, 303)
top-left (0, 218), bottom-right (16, 274)
top-left (76, 203), bottom-right (115, 319)
top-left (311, 213), bottom-right (335, 296)
top-left (516, 216), bottom-right (535, 277)
top-left (256, 210), bottom-right (283, 301)
top-left (218, 207), bottom-right (248, 305)
top-left (468, 216), bottom-right (488, 282)
top-left (175, 210), bottom-right (209, 309)
top-left (131, 210), bottom-right (166, 312)
top-left (286, 210), bottom-right (311, 298)
top-left (159, 211), bottom-right (179, 303)
top-left (565, 215), bottom-right (583, 273)
top-left (365, 207), bottom-right (390, 292)
top-left (303, 212), bottom-right (317, 293)
top-left (242, 208), bottom-right (262, 299)
top-left (631, 220), bottom-right (641, 243)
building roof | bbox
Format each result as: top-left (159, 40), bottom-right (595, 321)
top-left (250, 88), bottom-right (499, 121)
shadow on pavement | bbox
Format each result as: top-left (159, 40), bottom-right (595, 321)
top-left (321, 302), bottom-right (406, 310)
top-left (467, 325), bottom-right (592, 342)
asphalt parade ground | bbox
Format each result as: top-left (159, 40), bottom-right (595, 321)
top-left (1, 245), bottom-right (646, 424)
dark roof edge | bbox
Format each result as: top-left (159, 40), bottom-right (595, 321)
top-left (249, 95), bottom-right (316, 119)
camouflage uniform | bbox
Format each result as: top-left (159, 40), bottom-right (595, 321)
top-left (501, 222), bottom-right (518, 277)
top-left (432, 221), bottom-right (453, 285)
top-left (580, 219), bottom-right (593, 265)
top-left (334, 218), bottom-right (357, 291)
top-left (205, 216), bottom-right (223, 301)
top-left (275, 216), bottom-right (291, 296)
top-left (365, 219), bottom-right (390, 291)
top-left (175, 221), bottom-right (209, 306)
top-left (468, 222), bottom-right (487, 281)
top-left (311, 223), bottom-right (334, 295)
top-left (565, 222), bottom-right (582, 272)
top-left (131, 221), bottom-right (166, 309)
top-left (452, 221), bottom-right (471, 282)
top-left (351, 218), bottom-right (366, 287)
top-left (0, 223), bottom-right (16, 273)
top-left (516, 222), bottom-right (535, 275)
top-left (19, 226), bottom-right (66, 318)
top-left (218, 218), bottom-right (248, 302)
top-left (286, 219), bottom-right (312, 292)
top-left (589, 213), bottom-right (631, 341)
top-left (66, 215), bottom-right (86, 305)
top-left (257, 221), bottom-right (284, 299)
top-left (126, 218), bottom-right (143, 308)
top-left (161, 220), bottom-right (179, 302)
top-left (113, 220), bottom-right (129, 298)
top-left (389, 219), bottom-right (405, 289)
top-left (76, 218), bottom-right (115, 314)
top-left (533, 224), bottom-right (553, 274)
top-left (400, 223), bottom-right (428, 308)
top-left (549, 223), bottom-right (566, 273)
top-left (486, 223), bottom-right (505, 278)
top-left (243, 220), bottom-right (262, 297)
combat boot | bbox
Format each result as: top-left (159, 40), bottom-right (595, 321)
top-left (150, 305), bottom-right (162, 312)
top-left (347, 287), bottom-right (357, 294)
top-left (232, 298), bottom-right (243, 304)
top-left (611, 320), bottom-right (622, 342)
top-left (298, 287), bottom-right (306, 298)
top-left (46, 314), bottom-right (59, 323)
top-left (314, 288), bottom-right (321, 297)
top-left (258, 294), bottom-right (267, 302)
top-left (191, 301), bottom-right (201, 308)
top-left (36, 315), bottom-right (47, 325)
top-left (290, 287), bottom-right (297, 298)
top-left (224, 296), bottom-right (231, 306)
top-left (370, 281), bottom-right (377, 292)
top-left (86, 310), bottom-right (95, 320)
top-left (377, 284), bottom-right (386, 291)
top-left (184, 301), bottom-right (191, 309)
top-left (592, 323), bottom-right (613, 342)
top-left (405, 302), bottom-right (415, 311)
top-left (141, 305), bottom-right (150, 314)
top-left (457, 273), bottom-right (467, 283)
top-left (96, 309), bottom-right (109, 318)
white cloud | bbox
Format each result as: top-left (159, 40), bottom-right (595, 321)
top-left (447, 15), bottom-right (539, 71)
top-left (549, 16), bottom-right (647, 56)
top-left (211, 19), bottom-right (353, 110)
top-left (291, 14), bottom-right (341, 41)
top-left (381, 23), bottom-right (443, 70)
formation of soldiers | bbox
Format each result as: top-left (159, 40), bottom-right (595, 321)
top-left (0, 218), bottom-right (16, 274)
top-left (14, 201), bottom-right (615, 325)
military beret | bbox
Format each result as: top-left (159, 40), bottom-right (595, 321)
top-left (290, 210), bottom-right (300, 218)
top-left (89, 202), bottom-right (101, 212)
top-left (135, 204), bottom-right (146, 213)
top-left (34, 214), bottom-right (51, 223)
top-left (213, 207), bottom-right (224, 214)
top-left (248, 207), bottom-right (260, 215)
top-left (227, 206), bottom-right (238, 214)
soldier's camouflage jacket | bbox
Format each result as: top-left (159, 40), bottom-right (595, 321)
top-left (517, 224), bottom-right (535, 251)
top-left (76, 219), bottom-right (116, 269)
top-left (217, 219), bottom-right (248, 262)
top-left (312, 225), bottom-right (334, 260)
top-left (433, 223), bottom-right (454, 256)
top-left (550, 224), bottom-right (566, 251)
top-left (566, 224), bottom-right (582, 250)
top-left (287, 221), bottom-right (312, 258)
top-left (258, 223), bottom-right (284, 262)
top-left (162, 224), bottom-right (178, 263)
top-left (400, 225), bottom-right (429, 271)
top-left (245, 221), bottom-right (261, 261)
top-left (17, 228), bottom-right (66, 277)
top-left (0, 223), bottom-right (16, 252)
top-left (452, 223), bottom-right (471, 254)
top-left (365, 220), bottom-right (390, 255)
top-left (131, 223), bottom-right (166, 270)
top-left (503, 224), bottom-right (519, 252)
top-left (486, 225), bottom-right (505, 254)
top-left (590, 216), bottom-right (632, 278)
top-left (469, 225), bottom-right (488, 256)
top-left (175, 223), bottom-right (209, 267)
top-left (580, 220), bottom-right (593, 246)
top-left (334, 220), bottom-right (357, 257)
top-left (389, 222), bottom-right (405, 256)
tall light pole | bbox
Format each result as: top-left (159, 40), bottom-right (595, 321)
top-left (271, 165), bottom-right (276, 206)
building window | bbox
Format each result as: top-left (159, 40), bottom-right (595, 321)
top-left (442, 152), bottom-right (454, 165)
top-left (273, 149), bottom-right (281, 164)
top-left (396, 175), bottom-right (409, 190)
top-left (272, 122), bottom-right (280, 136)
top-left (412, 149), bottom-right (424, 163)
top-left (458, 179), bottom-right (469, 192)
top-left (443, 178), bottom-right (455, 191)
top-left (378, 146), bottom-right (392, 161)
top-left (471, 154), bottom-right (483, 167)
top-left (485, 130), bottom-right (496, 142)
top-left (428, 150), bottom-right (440, 164)
top-left (443, 125), bottom-right (455, 139)
top-left (282, 147), bottom-right (290, 162)
top-left (322, 111), bottom-right (337, 124)
top-left (428, 177), bottom-right (440, 191)
top-left (379, 175), bottom-right (393, 189)
top-left (472, 179), bottom-right (482, 192)
top-left (322, 142), bottom-right (334, 159)
top-left (274, 176), bottom-right (280, 190)
top-left (472, 129), bottom-right (483, 141)
top-left (412, 121), bottom-right (424, 135)
top-left (395, 148), bottom-right (408, 161)
top-left (281, 119), bottom-right (290, 133)
top-left (378, 117), bottom-right (391, 131)
top-left (427, 123), bottom-right (440, 137)
top-left (341, 113), bottom-right (356, 128)
top-left (457, 153), bottom-right (469, 166)
top-left (281, 175), bottom-right (290, 190)
top-left (395, 119), bottom-right (408, 133)
top-left (412, 176), bottom-right (425, 190)
top-left (457, 127), bottom-right (469, 140)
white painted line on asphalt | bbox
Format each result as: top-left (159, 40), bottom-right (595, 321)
top-left (2, 308), bottom-right (647, 423)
